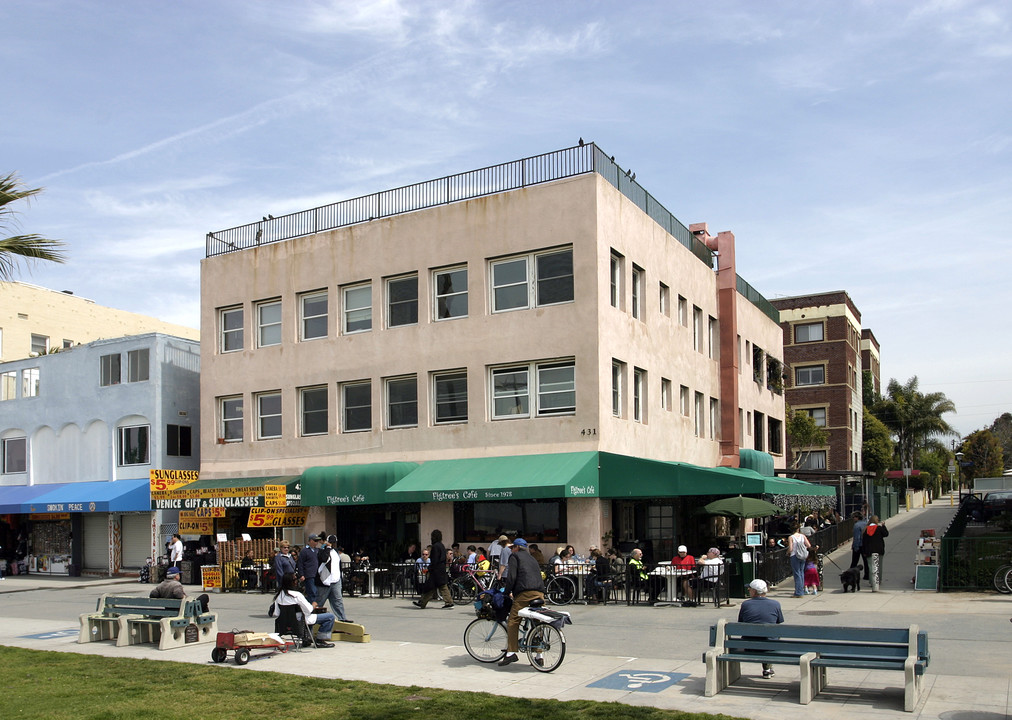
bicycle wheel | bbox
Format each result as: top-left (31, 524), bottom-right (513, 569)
top-left (525, 622), bottom-right (566, 672)
top-left (993, 565), bottom-right (1012, 594)
top-left (463, 618), bottom-right (507, 663)
top-left (454, 577), bottom-right (478, 603)
top-left (1002, 567), bottom-right (1012, 595)
top-left (546, 575), bottom-right (577, 606)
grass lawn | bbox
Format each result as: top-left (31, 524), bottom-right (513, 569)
top-left (0, 646), bottom-right (745, 720)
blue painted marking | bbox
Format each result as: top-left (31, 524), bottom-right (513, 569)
top-left (588, 669), bottom-right (690, 693)
top-left (20, 629), bottom-right (79, 640)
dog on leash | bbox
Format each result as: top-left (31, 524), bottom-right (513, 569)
top-left (839, 567), bottom-right (861, 593)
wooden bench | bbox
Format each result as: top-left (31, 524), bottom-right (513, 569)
top-left (703, 618), bottom-right (930, 711)
top-left (79, 594), bottom-right (218, 650)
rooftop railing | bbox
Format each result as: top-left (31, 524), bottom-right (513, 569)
top-left (206, 143), bottom-right (772, 318)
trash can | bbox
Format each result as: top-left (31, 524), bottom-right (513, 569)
top-left (179, 560), bottom-right (197, 585)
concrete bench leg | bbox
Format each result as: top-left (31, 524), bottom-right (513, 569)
top-left (157, 619), bottom-right (187, 650)
top-left (704, 650), bottom-right (722, 696)
top-left (799, 652), bottom-right (817, 704)
top-left (904, 657), bottom-right (919, 712)
top-left (79, 615), bottom-right (119, 644)
top-left (115, 615), bottom-right (147, 647)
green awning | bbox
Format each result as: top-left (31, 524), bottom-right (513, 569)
top-left (151, 475), bottom-right (301, 511)
top-left (384, 452), bottom-right (601, 503)
top-left (300, 462), bottom-right (419, 506)
top-left (739, 449), bottom-right (775, 477)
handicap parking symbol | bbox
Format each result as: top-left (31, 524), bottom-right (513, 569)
top-left (588, 669), bottom-right (690, 693)
top-left (20, 629), bottom-right (79, 640)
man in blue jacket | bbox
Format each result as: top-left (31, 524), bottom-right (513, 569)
top-left (297, 534), bottom-right (322, 601)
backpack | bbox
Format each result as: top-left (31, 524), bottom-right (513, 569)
top-left (792, 534), bottom-right (809, 560)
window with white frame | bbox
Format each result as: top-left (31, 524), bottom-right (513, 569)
top-left (387, 275), bottom-right (418, 327)
top-left (693, 306), bottom-right (704, 352)
top-left (342, 381), bottom-right (372, 432)
top-left (659, 283), bottom-right (670, 317)
top-left (795, 322), bottom-right (824, 343)
top-left (100, 353), bottom-right (121, 386)
top-left (220, 306), bottom-right (244, 352)
top-left (753, 411), bottom-right (765, 451)
top-left (433, 266), bottom-right (467, 320)
top-left (2, 437), bottom-right (26, 473)
top-left (708, 316), bottom-right (718, 360)
top-left (633, 368), bottom-right (646, 422)
top-left (31, 334), bottom-right (48, 355)
top-left (127, 348), bottom-right (149, 383)
top-left (768, 417), bottom-right (783, 454)
top-left (680, 385), bottom-right (689, 416)
top-left (492, 366), bottom-right (529, 419)
top-left (1, 371), bottom-right (15, 401)
top-left (220, 395), bottom-right (243, 442)
top-left (256, 391), bottom-right (282, 439)
top-left (119, 425), bottom-right (150, 465)
top-left (709, 397), bottom-right (719, 440)
top-left (166, 424), bottom-right (192, 457)
top-left (300, 291), bottom-right (328, 341)
top-left (343, 283), bottom-right (372, 334)
top-left (611, 361), bottom-right (624, 417)
top-left (433, 371), bottom-right (467, 424)
top-left (257, 299), bottom-right (282, 347)
top-left (537, 362), bottom-right (575, 415)
top-left (490, 247), bottom-right (573, 312)
top-left (694, 391), bottom-right (704, 437)
top-left (795, 365), bottom-right (825, 386)
top-left (610, 252), bottom-right (623, 309)
top-left (386, 376), bottom-right (418, 428)
top-left (660, 377), bottom-right (672, 411)
top-left (805, 407), bottom-right (827, 427)
top-left (300, 386), bottom-right (328, 436)
top-left (799, 450), bottom-right (827, 470)
top-left (677, 295), bottom-right (687, 327)
top-left (22, 368), bottom-right (39, 398)
top-left (631, 265), bottom-right (644, 320)
top-left (492, 360), bottom-right (575, 419)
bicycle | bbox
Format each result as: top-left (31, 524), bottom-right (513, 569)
top-left (450, 565), bottom-right (492, 604)
top-left (992, 564), bottom-right (1012, 594)
top-left (544, 574), bottom-right (577, 605)
top-left (463, 598), bottom-right (570, 672)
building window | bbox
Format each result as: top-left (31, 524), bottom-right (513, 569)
top-left (31, 334), bottom-right (48, 355)
top-left (660, 378), bottom-right (672, 411)
top-left (256, 392), bottom-right (282, 439)
top-left (806, 407), bottom-right (827, 427)
top-left (799, 450), bottom-right (827, 470)
top-left (768, 417), bottom-right (783, 454)
top-left (100, 353), bottom-right (121, 386)
top-left (220, 306), bottom-right (244, 352)
top-left (611, 361), bottom-right (624, 417)
top-left (166, 425), bottom-right (192, 457)
top-left (680, 385), bottom-right (690, 416)
top-left (753, 345), bottom-right (765, 384)
top-left (753, 411), bottom-right (765, 451)
top-left (343, 283), bottom-right (372, 334)
top-left (708, 317), bottom-right (718, 360)
top-left (342, 381), bottom-right (371, 432)
top-left (22, 368), bottom-right (39, 398)
top-left (693, 306), bottom-right (704, 352)
top-left (433, 266), bottom-right (468, 320)
top-left (709, 398), bottom-right (719, 440)
top-left (1, 371), bottom-right (15, 401)
top-left (491, 247), bottom-right (573, 312)
top-left (300, 291), bottom-right (328, 341)
top-left (633, 368), bottom-right (646, 423)
top-left (795, 365), bottom-right (826, 386)
top-left (694, 392), bottom-right (704, 437)
top-left (767, 357), bottom-right (784, 394)
top-left (63, 339), bottom-right (72, 349)
top-left (610, 252), bottom-right (624, 309)
top-left (795, 322), bottom-right (824, 343)
top-left (300, 386), bottom-right (328, 436)
top-left (2, 437), bottom-right (26, 473)
top-left (119, 425), bottom-right (150, 466)
top-left (631, 265), bottom-right (644, 320)
top-left (659, 283), bottom-right (670, 317)
top-left (493, 361), bottom-right (575, 420)
top-left (386, 376), bottom-right (418, 428)
top-left (220, 395), bottom-right (243, 442)
top-left (127, 348), bottom-right (149, 383)
top-left (433, 371), bottom-right (467, 424)
top-left (257, 299), bottom-right (282, 347)
top-left (677, 296), bottom-right (687, 327)
top-left (387, 275), bottom-right (418, 328)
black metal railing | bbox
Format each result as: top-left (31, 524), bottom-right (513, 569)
top-left (939, 495), bottom-right (1012, 591)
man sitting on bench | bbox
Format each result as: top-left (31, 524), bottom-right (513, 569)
top-left (738, 579), bottom-right (784, 679)
top-left (150, 566), bottom-right (210, 613)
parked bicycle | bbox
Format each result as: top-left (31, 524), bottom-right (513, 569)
top-left (450, 565), bottom-right (493, 604)
top-left (992, 563), bottom-right (1012, 594)
top-left (544, 573), bottom-right (578, 606)
top-left (463, 597), bottom-right (571, 672)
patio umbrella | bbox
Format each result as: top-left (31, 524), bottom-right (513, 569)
top-left (702, 496), bottom-right (780, 518)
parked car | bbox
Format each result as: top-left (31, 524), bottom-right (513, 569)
top-left (967, 491), bottom-right (1012, 522)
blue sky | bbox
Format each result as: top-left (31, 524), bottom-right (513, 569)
top-left (3, 0), bottom-right (1009, 438)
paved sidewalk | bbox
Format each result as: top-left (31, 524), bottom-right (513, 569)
top-left (1, 494), bottom-right (1009, 720)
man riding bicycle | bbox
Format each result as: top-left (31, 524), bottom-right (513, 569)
top-left (498, 537), bottom-right (545, 667)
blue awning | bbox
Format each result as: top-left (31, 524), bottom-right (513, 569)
top-left (21, 478), bottom-right (152, 514)
top-left (0, 484), bottom-right (69, 514)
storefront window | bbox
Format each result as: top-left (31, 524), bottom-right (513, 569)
top-left (453, 500), bottom-right (565, 545)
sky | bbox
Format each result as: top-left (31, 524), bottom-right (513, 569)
top-left (2, 0), bottom-right (1009, 439)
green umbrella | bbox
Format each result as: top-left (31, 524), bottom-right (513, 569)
top-left (702, 496), bottom-right (780, 518)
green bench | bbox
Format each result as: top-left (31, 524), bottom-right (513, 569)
top-left (703, 618), bottom-right (930, 711)
top-left (79, 594), bottom-right (218, 650)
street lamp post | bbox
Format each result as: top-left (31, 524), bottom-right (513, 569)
top-left (954, 452), bottom-right (964, 501)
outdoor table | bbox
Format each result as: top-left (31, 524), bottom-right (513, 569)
top-left (559, 563), bottom-right (593, 604)
top-left (650, 565), bottom-right (696, 606)
top-left (362, 567), bottom-right (388, 597)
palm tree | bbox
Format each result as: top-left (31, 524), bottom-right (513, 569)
top-left (0, 171), bottom-right (66, 280)
top-left (873, 376), bottom-right (956, 469)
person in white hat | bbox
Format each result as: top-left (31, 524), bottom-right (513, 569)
top-left (670, 545), bottom-right (696, 604)
top-left (738, 579), bottom-right (784, 678)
